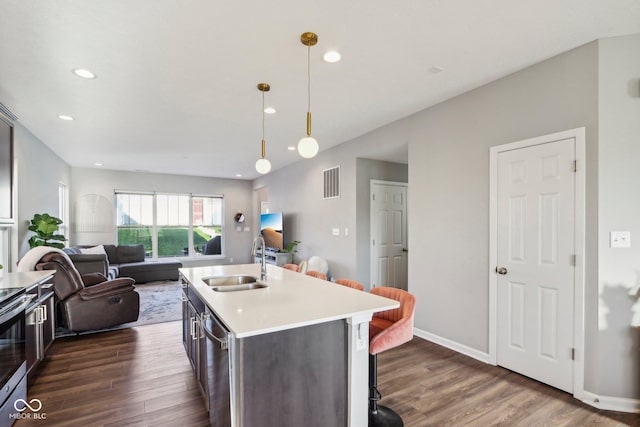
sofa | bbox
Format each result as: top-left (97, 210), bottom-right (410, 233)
top-left (64, 244), bottom-right (182, 283)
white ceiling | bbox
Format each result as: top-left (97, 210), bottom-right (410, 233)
top-left (1, 1), bottom-right (639, 180)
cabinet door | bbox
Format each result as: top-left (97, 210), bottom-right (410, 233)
top-left (25, 305), bottom-right (40, 376)
top-left (41, 293), bottom-right (56, 353)
top-left (186, 301), bottom-right (198, 372)
top-left (182, 290), bottom-right (190, 353)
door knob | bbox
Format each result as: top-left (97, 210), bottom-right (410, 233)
top-left (496, 267), bottom-right (508, 275)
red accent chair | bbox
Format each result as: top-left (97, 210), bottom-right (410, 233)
top-left (305, 270), bottom-right (327, 280)
top-left (335, 278), bottom-right (365, 291)
top-left (282, 263), bottom-right (299, 272)
top-left (368, 287), bottom-right (416, 426)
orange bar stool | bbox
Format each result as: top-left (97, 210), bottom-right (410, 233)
top-left (305, 270), bottom-right (327, 280)
top-left (282, 263), bottom-right (299, 272)
top-left (368, 287), bottom-right (415, 426)
top-left (335, 278), bottom-right (365, 291)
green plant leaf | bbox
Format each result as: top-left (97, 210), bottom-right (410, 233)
top-left (28, 213), bottom-right (66, 249)
top-left (282, 240), bottom-right (301, 253)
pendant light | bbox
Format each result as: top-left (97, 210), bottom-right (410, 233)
top-left (255, 83), bottom-right (272, 174)
top-left (297, 32), bottom-right (319, 159)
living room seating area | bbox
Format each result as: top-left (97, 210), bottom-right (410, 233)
top-left (64, 244), bottom-right (182, 283)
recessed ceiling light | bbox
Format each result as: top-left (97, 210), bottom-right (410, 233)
top-left (235, 173), bottom-right (242, 177)
top-left (73, 68), bottom-right (96, 79)
top-left (287, 146), bottom-right (296, 151)
top-left (264, 107), bottom-right (276, 114)
top-left (428, 66), bottom-right (444, 74)
top-left (323, 51), bottom-right (341, 63)
top-left (58, 115), bottom-right (74, 121)
top-left (94, 162), bottom-right (103, 167)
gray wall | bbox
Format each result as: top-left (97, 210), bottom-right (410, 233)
top-left (70, 168), bottom-right (255, 265)
top-left (406, 35), bottom-right (640, 400)
top-left (252, 122), bottom-right (408, 282)
top-left (408, 40), bottom-right (603, 390)
top-left (14, 123), bottom-right (71, 258)
top-left (596, 34), bottom-right (640, 398)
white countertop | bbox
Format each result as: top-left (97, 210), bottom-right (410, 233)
top-left (0, 270), bottom-right (54, 289)
top-left (180, 264), bottom-right (399, 338)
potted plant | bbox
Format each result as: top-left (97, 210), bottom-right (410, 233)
top-left (28, 213), bottom-right (67, 249)
top-left (281, 240), bottom-right (300, 253)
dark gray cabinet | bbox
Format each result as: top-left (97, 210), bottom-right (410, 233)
top-left (25, 283), bottom-right (55, 378)
top-left (181, 278), bottom-right (208, 409)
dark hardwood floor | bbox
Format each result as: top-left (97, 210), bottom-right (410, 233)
top-left (16, 321), bottom-right (640, 426)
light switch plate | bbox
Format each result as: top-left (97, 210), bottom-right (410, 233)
top-left (332, 227), bottom-right (340, 236)
top-left (610, 231), bottom-right (631, 248)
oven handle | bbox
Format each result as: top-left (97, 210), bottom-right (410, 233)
top-left (0, 294), bottom-right (37, 324)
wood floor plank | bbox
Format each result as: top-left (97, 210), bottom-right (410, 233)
top-left (15, 321), bottom-right (640, 427)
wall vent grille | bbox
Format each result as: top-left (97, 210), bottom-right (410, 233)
top-left (0, 102), bottom-right (18, 122)
top-left (323, 166), bottom-right (340, 199)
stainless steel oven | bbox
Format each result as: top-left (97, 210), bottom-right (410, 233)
top-left (0, 290), bottom-right (35, 426)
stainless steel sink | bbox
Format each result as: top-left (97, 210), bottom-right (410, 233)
top-left (202, 275), bottom-right (267, 292)
top-left (210, 283), bottom-right (268, 292)
top-left (202, 275), bottom-right (259, 287)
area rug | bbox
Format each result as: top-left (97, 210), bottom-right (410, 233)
top-left (55, 280), bottom-right (182, 337)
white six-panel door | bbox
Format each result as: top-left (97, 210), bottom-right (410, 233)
top-left (495, 137), bottom-right (576, 393)
top-left (371, 181), bottom-right (408, 290)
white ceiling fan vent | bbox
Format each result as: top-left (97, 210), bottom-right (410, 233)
top-left (0, 102), bottom-right (18, 122)
top-left (323, 166), bottom-right (340, 199)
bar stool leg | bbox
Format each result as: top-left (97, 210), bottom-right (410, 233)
top-left (368, 354), bottom-right (404, 427)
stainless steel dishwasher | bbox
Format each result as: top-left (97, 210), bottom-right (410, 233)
top-left (201, 306), bottom-right (232, 427)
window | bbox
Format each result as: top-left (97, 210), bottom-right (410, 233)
top-left (58, 182), bottom-right (68, 246)
top-left (116, 192), bottom-right (223, 257)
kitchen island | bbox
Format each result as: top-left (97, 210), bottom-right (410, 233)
top-left (179, 264), bottom-right (399, 427)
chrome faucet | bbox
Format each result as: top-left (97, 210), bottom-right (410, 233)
top-left (251, 235), bottom-right (267, 280)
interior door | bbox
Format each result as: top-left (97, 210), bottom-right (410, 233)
top-left (371, 181), bottom-right (408, 290)
top-left (496, 137), bottom-right (575, 393)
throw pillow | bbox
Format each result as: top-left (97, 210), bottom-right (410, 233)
top-left (80, 245), bottom-right (107, 256)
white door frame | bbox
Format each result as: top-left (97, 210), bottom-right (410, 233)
top-left (370, 180), bottom-right (409, 289)
top-left (488, 127), bottom-right (586, 400)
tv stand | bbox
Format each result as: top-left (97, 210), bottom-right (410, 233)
top-left (254, 248), bottom-right (293, 267)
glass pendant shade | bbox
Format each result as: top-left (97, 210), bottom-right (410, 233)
top-left (255, 157), bottom-right (271, 174)
top-left (297, 136), bottom-right (319, 159)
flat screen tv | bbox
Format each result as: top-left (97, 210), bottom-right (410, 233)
top-left (260, 212), bottom-right (283, 250)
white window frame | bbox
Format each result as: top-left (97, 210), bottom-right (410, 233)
top-left (115, 191), bottom-right (224, 259)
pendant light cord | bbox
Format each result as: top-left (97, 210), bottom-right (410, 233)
top-left (261, 90), bottom-right (266, 158)
top-left (307, 45), bottom-right (311, 113)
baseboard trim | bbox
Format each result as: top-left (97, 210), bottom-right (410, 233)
top-left (413, 327), bottom-right (491, 364)
top-left (581, 391), bottom-right (640, 414)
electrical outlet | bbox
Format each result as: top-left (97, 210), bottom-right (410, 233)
top-left (332, 228), bottom-right (340, 236)
top-left (610, 231), bottom-right (631, 248)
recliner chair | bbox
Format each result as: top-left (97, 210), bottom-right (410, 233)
top-left (36, 252), bottom-right (140, 332)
